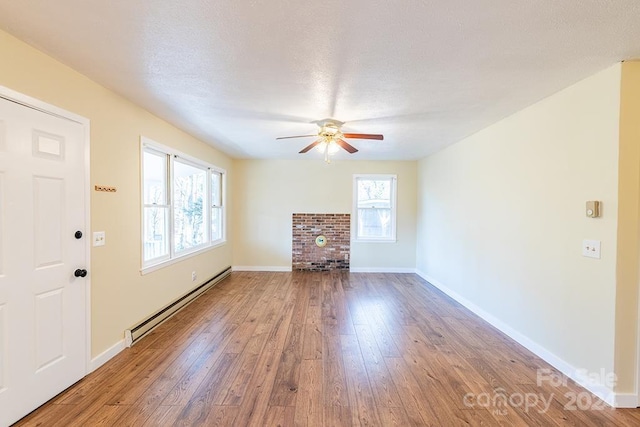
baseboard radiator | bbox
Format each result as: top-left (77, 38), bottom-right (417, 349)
top-left (125, 266), bottom-right (232, 347)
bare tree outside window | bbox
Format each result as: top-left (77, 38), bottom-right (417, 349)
top-left (354, 175), bottom-right (397, 241)
top-left (141, 138), bottom-right (226, 270)
top-left (173, 160), bottom-right (206, 253)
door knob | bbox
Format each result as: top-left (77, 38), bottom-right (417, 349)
top-left (74, 269), bottom-right (87, 278)
top-left (75, 231), bottom-right (83, 239)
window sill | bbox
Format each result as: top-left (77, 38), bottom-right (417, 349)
top-left (353, 238), bottom-right (397, 243)
top-left (140, 239), bottom-right (227, 275)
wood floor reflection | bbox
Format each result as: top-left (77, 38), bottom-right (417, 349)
top-left (15, 272), bottom-right (640, 426)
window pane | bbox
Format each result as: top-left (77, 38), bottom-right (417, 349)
top-left (143, 150), bottom-right (167, 205)
top-left (211, 171), bottom-right (222, 207)
top-left (357, 179), bottom-right (391, 208)
top-left (211, 207), bottom-right (222, 241)
top-left (143, 207), bottom-right (169, 261)
top-left (174, 160), bottom-right (207, 252)
top-left (358, 208), bottom-right (392, 238)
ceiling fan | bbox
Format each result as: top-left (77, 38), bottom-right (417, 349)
top-left (276, 118), bottom-right (383, 161)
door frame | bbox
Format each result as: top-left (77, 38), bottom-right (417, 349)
top-left (0, 84), bottom-right (91, 375)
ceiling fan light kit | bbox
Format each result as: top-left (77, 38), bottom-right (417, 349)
top-left (316, 140), bottom-right (340, 154)
top-left (276, 118), bottom-right (383, 163)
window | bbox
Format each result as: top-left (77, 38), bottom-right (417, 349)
top-left (143, 148), bottom-right (170, 264)
top-left (142, 137), bottom-right (226, 271)
top-left (211, 171), bottom-right (223, 242)
top-left (353, 174), bottom-right (397, 241)
top-left (173, 159), bottom-right (207, 253)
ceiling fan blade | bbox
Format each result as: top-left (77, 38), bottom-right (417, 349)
top-left (335, 138), bottom-right (358, 154)
top-left (276, 134), bottom-right (317, 140)
top-left (299, 140), bottom-right (322, 153)
top-left (342, 133), bottom-right (384, 140)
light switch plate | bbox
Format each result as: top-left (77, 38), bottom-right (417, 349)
top-left (93, 231), bottom-right (106, 247)
top-left (582, 239), bottom-right (600, 259)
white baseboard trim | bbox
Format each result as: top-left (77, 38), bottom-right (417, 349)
top-left (233, 266), bottom-right (416, 273)
top-left (89, 339), bottom-right (126, 373)
top-left (415, 270), bottom-right (634, 408)
top-left (350, 267), bottom-right (417, 273)
top-left (232, 265), bottom-right (292, 272)
top-left (613, 393), bottom-right (639, 408)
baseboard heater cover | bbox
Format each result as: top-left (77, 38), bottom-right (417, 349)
top-left (125, 266), bottom-right (231, 347)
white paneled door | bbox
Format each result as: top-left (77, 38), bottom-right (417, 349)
top-left (0, 94), bottom-right (88, 426)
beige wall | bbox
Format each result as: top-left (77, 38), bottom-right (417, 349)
top-left (416, 64), bottom-right (622, 389)
top-left (232, 159), bottom-right (417, 270)
top-left (0, 30), bottom-right (233, 358)
top-left (5, 25), bottom-right (640, 399)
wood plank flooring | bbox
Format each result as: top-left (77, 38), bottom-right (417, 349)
top-left (14, 272), bottom-right (640, 426)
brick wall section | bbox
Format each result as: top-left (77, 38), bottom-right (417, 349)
top-left (292, 213), bottom-right (350, 271)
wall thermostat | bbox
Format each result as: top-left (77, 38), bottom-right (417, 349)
top-left (586, 201), bottom-right (601, 218)
top-left (315, 235), bottom-right (327, 247)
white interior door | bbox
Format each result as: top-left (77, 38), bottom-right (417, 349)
top-left (0, 94), bottom-right (88, 426)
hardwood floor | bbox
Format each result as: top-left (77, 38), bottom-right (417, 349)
top-left (14, 272), bottom-right (640, 426)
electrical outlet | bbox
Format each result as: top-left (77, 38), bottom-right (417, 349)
top-left (191, 271), bottom-right (197, 282)
top-left (582, 239), bottom-right (601, 259)
top-left (93, 231), bottom-right (106, 247)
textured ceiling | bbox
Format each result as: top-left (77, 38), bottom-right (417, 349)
top-left (1, 0), bottom-right (639, 160)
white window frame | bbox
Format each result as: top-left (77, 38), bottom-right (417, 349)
top-left (353, 174), bottom-right (397, 242)
top-left (210, 169), bottom-right (224, 242)
top-left (141, 137), bottom-right (226, 274)
top-left (142, 146), bottom-right (171, 266)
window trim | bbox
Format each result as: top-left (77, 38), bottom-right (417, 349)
top-left (140, 136), bottom-right (226, 274)
top-left (353, 174), bottom-right (398, 242)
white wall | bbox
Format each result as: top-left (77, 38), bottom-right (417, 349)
top-left (233, 159), bottom-right (417, 271)
top-left (416, 64), bottom-right (622, 391)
